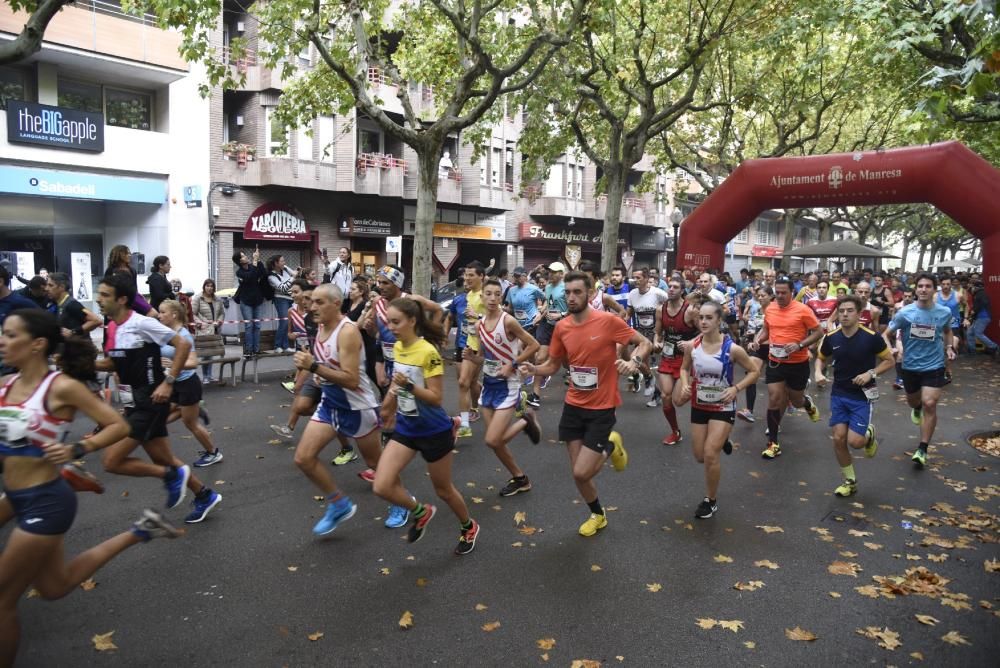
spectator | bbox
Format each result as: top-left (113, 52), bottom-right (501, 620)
top-left (964, 280), bottom-right (998, 357)
top-left (17, 275), bottom-right (51, 309)
top-left (192, 279), bottom-right (223, 383)
top-left (0, 262), bottom-right (41, 373)
top-left (46, 271), bottom-right (102, 338)
top-left (267, 254), bottom-right (296, 352)
top-left (234, 248), bottom-right (266, 359)
top-left (171, 278), bottom-right (194, 331)
top-left (323, 246), bottom-right (354, 297)
top-left (147, 255), bottom-right (176, 310)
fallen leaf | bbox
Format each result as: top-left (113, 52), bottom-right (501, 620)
top-left (80, 579), bottom-right (98, 591)
top-left (287, 566), bottom-right (298, 572)
top-left (914, 614), bottom-right (939, 626)
top-left (267, 439), bottom-right (281, 444)
top-left (416, 578), bottom-right (429, 587)
top-left (718, 620), bottom-right (744, 633)
top-left (590, 564), bottom-right (602, 572)
top-left (518, 526), bottom-right (538, 536)
top-left (696, 618), bottom-right (718, 629)
top-left (940, 630), bottom-right (971, 646)
top-left (25, 588), bottom-right (39, 599)
top-left (481, 621), bottom-right (501, 632)
top-left (646, 583), bottom-right (662, 592)
top-left (856, 626), bottom-right (902, 650)
top-left (470, 497), bottom-right (483, 504)
top-left (839, 550), bottom-right (859, 558)
top-left (910, 651), bottom-right (924, 661)
top-left (754, 560), bottom-right (780, 570)
top-left (513, 511), bottom-right (526, 525)
top-left (863, 542), bottom-right (883, 551)
top-left (828, 591), bottom-right (841, 598)
top-left (848, 529), bottom-right (873, 537)
top-left (399, 611), bottom-right (414, 630)
top-left (733, 581), bottom-right (765, 592)
top-left (785, 626), bottom-right (817, 641)
top-left (713, 554), bottom-right (734, 563)
top-left (475, 603), bottom-right (488, 611)
top-left (855, 585), bottom-right (881, 599)
top-left (985, 558), bottom-right (1000, 573)
top-left (380, 568), bottom-right (391, 576)
top-left (755, 525), bottom-right (784, 533)
top-left (828, 560), bottom-right (862, 577)
top-left (743, 641), bottom-right (756, 649)
top-left (570, 661), bottom-right (601, 668)
top-left (307, 631), bottom-right (324, 641)
top-left (511, 541), bottom-right (524, 547)
top-left (536, 638), bottom-right (556, 650)
top-left (540, 653), bottom-right (549, 662)
top-left (92, 631), bottom-right (117, 651)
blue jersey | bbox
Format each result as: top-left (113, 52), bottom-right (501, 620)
top-left (545, 281), bottom-right (567, 317)
top-left (818, 326), bottom-right (890, 400)
top-left (449, 292), bottom-right (469, 348)
top-left (889, 302), bottom-right (952, 372)
top-left (160, 327), bottom-right (196, 381)
top-left (505, 284), bottom-right (544, 328)
top-left (374, 292), bottom-right (407, 373)
top-left (935, 290), bottom-right (961, 329)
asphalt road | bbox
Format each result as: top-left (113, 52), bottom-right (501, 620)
top-left (11, 353), bottom-right (1000, 667)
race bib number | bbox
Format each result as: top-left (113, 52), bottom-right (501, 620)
top-left (514, 309), bottom-right (527, 321)
top-left (381, 342), bottom-right (395, 362)
top-left (910, 323), bottom-right (935, 340)
top-left (696, 385), bottom-right (728, 404)
top-left (118, 383), bottom-right (135, 408)
top-left (546, 311), bottom-right (562, 323)
top-left (637, 313), bottom-right (655, 329)
top-left (820, 320), bottom-right (829, 332)
top-left (483, 359), bottom-right (503, 378)
top-left (862, 385), bottom-right (880, 402)
top-left (770, 345), bottom-right (790, 359)
top-left (569, 365), bottom-right (598, 391)
top-left (662, 341), bottom-right (675, 357)
top-left (0, 409), bottom-right (43, 457)
top-left (397, 389), bottom-right (418, 416)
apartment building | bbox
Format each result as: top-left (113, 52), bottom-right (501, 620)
top-left (0, 0), bottom-right (210, 298)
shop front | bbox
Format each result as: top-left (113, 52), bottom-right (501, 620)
top-left (339, 215), bottom-right (403, 277)
top-left (629, 225), bottom-right (668, 272)
top-left (750, 244), bottom-right (782, 271)
top-left (231, 201), bottom-right (315, 278)
top-left (517, 220), bottom-right (626, 273)
top-left (414, 206), bottom-right (508, 282)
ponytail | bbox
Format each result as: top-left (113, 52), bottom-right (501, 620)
top-left (389, 297), bottom-right (447, 347)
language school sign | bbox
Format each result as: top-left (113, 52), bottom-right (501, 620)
top-left (244, 202), bottom-right (310, 242)
top-left (6, 101), bottom-right (104, 152)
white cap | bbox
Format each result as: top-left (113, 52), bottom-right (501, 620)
top-left (548, 261), bottom-right (567, 272)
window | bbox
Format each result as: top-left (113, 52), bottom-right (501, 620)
top-left (296, 123), bottom-right (312, 160)
top-left (0, 67), bottom-right (25, 110)
top-left (544, 163), bottom-right (564, 197)
top-left (480, 155), bottom-right (488, 185)
top-left (105, 88), bottom-right (151, 130)
top-left (755, 218), bottom-right (781, 247)
top-left (58, 80), bottom-right (102, 114)
top-left (574, 166), bottom-right (584, 199)
top-left (491, 147), bottom-right (502, 186)
top-left (266, 107), bottom-right (288, 156)
top-left (735, 228), bottom-right (749, 243)
top-left (358, 127), bottom-right (380, 154)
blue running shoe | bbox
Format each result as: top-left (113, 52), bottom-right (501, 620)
top-left (185, 490), bottom-right (222, 524)
top-left (384, 504), bottom-right (410, 529)
top-left (313, 498), bottom-right (357, 536)
top-left (165, 465), bottom-right (191, 509)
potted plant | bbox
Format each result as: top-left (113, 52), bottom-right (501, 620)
top-left (221, 141), bottom-right (238, 159)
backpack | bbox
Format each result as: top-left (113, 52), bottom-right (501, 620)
top-left (260, 271), bottom-right (276, 301)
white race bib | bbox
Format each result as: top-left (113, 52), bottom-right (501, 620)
top-left (820, 320), bottom-right (829, 332)
top-left (662, 341), bottom-right (675, 357)
top-left (381, 342), bottom-right (395, 362)
top-left (0, 408), bottom-right (29, 444)
top-left (483, 359), bottom-right (503, 378)
top-left (770, 345), bottom-right (790, 359)
top-left (514, 309), bottom-right (527, 321)
top-left (862, 385), bottom-right (880, 402)
top-left (569, 365), bottom-right (598, 391)
top-left (637, 313), bottom-right (655, 329)
top-left (118, 383), bottom-right (135, 407)
top-left (696, 385), bottom-right (728, 404)
top-left (397, 389), bottom-right (418, 416)
top-left (910, 323), bottom-right (935, 340)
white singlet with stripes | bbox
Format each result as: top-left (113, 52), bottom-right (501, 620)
top-left (477, 312), bottom-right (522, 388)
top-left (313, 318), bottom-right (380, 410)
top-left (0, 371), bottom-right (71, 456)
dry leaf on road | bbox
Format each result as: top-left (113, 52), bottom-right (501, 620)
top-left (828, 560), bottom-right (862, 577)
top-left (713, 554), bottom-right (734, 563)
top-left (755, 525), bottom-right (784, 533)
top-left (856, 626), bottom-right (901, 650)
top-left (287, 566), bottom-right (298, 572)
top-left (863, 542), bottom-right (883, 551)
top-left (536, 638), bottom-right (556, 650)
top-left (380, 568), bottom-right (391, 575)
top-left (940, 630), bottom-right (971, 646)
top-left (914, 614), bottom-right (939, 626)
top-left (80, 579), bottom-right (98, 591)
top-left (733, 581), bottom-right (765, 592)
top-left (985, 558), bottom-right (1000, 573)
top-left (570, 661), bottom-right (601, 668)
top-left (590, 564), bottom-right (602, 572)
top-left (399, 611), bottom-right (414, 630)
top-left (829, 592), bottom-right (842, 598)
top-left (743, 641), bottom-right (756, 649)
top-left (646, 583), bottom-right (663, 592)
top-left (92, 631), bottom-right (117, 652)
top-left (307, 631), bottom-right (324, 641)
top-left (785, 627), bottom-right (817, 641)
top-left (718, 620), bottom-right (744, 633)
top-left (481, 621), bottom-right (501, 632)
top-left (475, 603), bottom-right (488, 611)
top-left (754, 560), bottom-right (780, 570)
top-left (416, 578), bottom-right (429, 587)
top-left (696, 618), bottom-right (718, 629)
top-left (513, 511), bottom-right (526, 525)
top-left (848, 529), bottom-right (873, 537)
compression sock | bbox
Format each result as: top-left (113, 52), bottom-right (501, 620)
top-left (746, 383), bottom-right (757, 412)
top-left (587, 498), bottom-right (603, 515)
top-left (460, 411), bottom-right (470, 428)
top-left (461, 519), bottom-right (474, 531)
top-left (841, 464), bottom-right (856, 482)
top-left (412, 502), bottom-right (426, 518)
top-left (918, 441), bottom-right (928, 453)
top-left (766, 409), bottom-right (782, 440)
top-left (662, 403), bottom-right (679, 433)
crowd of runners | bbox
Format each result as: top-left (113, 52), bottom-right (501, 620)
top-left (0, 251), bottom-right (996, 663)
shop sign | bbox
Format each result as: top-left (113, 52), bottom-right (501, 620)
top-left (752, 245), bottom-right (783, 257)
top-left (244, 202), bottom-right (310, 241)
top-left (630, 226), bottom-right (667, 251)
top-left (518, 222), bottom-right (626, 247)
top-left (6, 101), bottom-right (104, 152)
top-left (341, 216), bottom-right (397, 237)
top-left (0, 164), bottom-right (165, 204)
top-left (433, 223), bottom-right (501, 241)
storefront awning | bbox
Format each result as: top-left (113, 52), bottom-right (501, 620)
top-left (0, 164), bottom-right (166, 204)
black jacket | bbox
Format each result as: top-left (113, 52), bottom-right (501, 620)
top-left (971, 288), bottom-right (992, 320)
top-left (235, 261), bottom-right (266, 307)
top-left (146, 272), bottom-right (175, 310)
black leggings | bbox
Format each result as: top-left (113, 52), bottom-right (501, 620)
top-left (746, 383), bottom-right (757, 412)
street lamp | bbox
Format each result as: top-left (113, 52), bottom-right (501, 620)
top-left (670, 207), bottom-right (684, 267)
top-left (207, 181), bottom-right (241, 281)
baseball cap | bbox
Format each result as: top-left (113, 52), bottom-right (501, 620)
top-left (512, 266), bottom-right (527, 276)
top-left (548, 261), bottom-right (566, 272)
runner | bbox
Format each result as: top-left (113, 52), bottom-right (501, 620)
top-left (291, 284), bottom-right (409, 534)
top-left (963, 279), bottom-right (998, 358)
top-left (604, 266), bottom-right (631, 316)
top-left (696, 273), bottom-right (726, 303)
top-left (281, 279), bottom-right (314, 394)
top-left (936, 275), bottom-right (963, 375)
top-left (0, 309), bottom-right (180, 665)
top-left (675, 301), bottom-right (759, 518)
top-left (529, 262), bottom-right (567, 407)
top-left (794, 273), bottom-right (819, 303)
top-left (737, 286), bottom-right (774, 422)
top-left (654, 278), bottom-right (699, 444)
top-left (504, 267), bottom-right (545, 391)
top-left (520, 271), bottom-right (650, 537)
top-left (871, 273), bottom-right (896, 334)
top-left (626, 268), bottom-right (668, 398)
top-left (887, 273), bottom-right (956, 468)
top-left (828, 282), bottom-right (881, 331)
top-left (807, 280), bottom-right (839, 335)
top-left (270, 283), bottom-right (322, 441)
top-left (370, 297), bottom-right (480, 555)
top-left (465, 279), bottom-right (542, 496)
top-left (156, 300), bottom-right (222, 468)
top-left (580, 260), bottom-right (627, 318)
top-left (456, 262), bottom-right (487, 438)
top-left (95, 274), bottom-right (222, 523)
top-left (748, 277), bottom-right (823, 459)
top-left (814, 295), bottom-right (895, 497)
top-left (45, 272), bottom-right (102, 338)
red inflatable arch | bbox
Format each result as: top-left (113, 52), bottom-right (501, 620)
top-left (677, 141), bottom-right (1000, 340)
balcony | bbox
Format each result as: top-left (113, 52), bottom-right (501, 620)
top-left (216, 147), bottom-right (337, 189)
top-left (366, 68), bottom-right (404, 116)
top-left (595, 194), bottom-right (649, 226)
top-left (0, 0), bottom-right (187, 72)
top-left (221, 48), bottom-right (293, 91)
top-left (354, 152), bottom-right (405, 197)
top-left (437, 169), bottom-right (462, 204)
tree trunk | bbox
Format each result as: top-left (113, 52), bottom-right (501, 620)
top-left (413, 148), bottom-right (443, 297)
top-left (875, 230), bottom-right (884, 272)
top-left (600, 164), bottom-right (626, 274)
top-left (916, 242), bottom-right (927, 271)
top-left (780, 209), bottom-right (797, 273)
top-left (899, 236), bottom-right (910, 272)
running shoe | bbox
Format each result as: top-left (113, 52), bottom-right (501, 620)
top-left (629, 373), bottom-right (640, 393)
top-left (805, 396), bottom-right (820, 422)
top-left (514, 391), bottom-right (527, 419)
top-left (131, 509), bottom-right (183, 541)
top-left (578, 512), bottom-right (608, 537)
top-left (761, 442), bottom-right (781, 459)
top-left (332, 447), bottom-right (358, 466)
top-left (165, 465), bottom-right (191, 509)
top-left (384, 504), bottom-right (410, 529)
top-left (357, 468), bottom-right (376, 483)
top-left (522, 409), bottom-right (542, 445)
top-left (540, 375), bottom-right (551, 390)
top-left (313, 498), bottom-right (357, 536)
top-left (469, 408), bottom-right (481, 423)
top-left (456, 425), bottom-right (473, 439)
top-left (185, 490), bottom-right (223, 523)
top-left (695, 497), bottom-right (717, 519)
top-left (864, 426), bottom-right (878, 458)
top-left (912, 448), bottom-right (927, 468)
top-left (454, 519), bottom-right (480, 555)
top-left (910, 408), bottom-right (922, 425)
top-left (643, 376), bottom-right (655, 396)
top-left (193, 449), bottom-right (223, 468)
top-left (281, 381), bottom-right (296, 394)
top-left (522, 375), bottom-right (535, 386)
top-left (198, 407), bottom-right (211, 426)
top-left (736, 409), bottom-right (755, 423)
top-left (943, 370), bottom-right (952, 386)
top-left (202, 376), bottom-right (215, 385)
top-left (662, 431), bottom-right (682, 446)
top-left (61, 463), bottom-right (105, 494)
top-left (407, 504), bottom-right (437, 543)
top-left (269, 424), bottom-right (293, 439)
top-left (645, 396), bottom-right (661, 407)
top-left (834, 479), bottom-right (857, 497)
top-left (499, 476), bottom-right (532, 497)
top-left (893, 378), bottom-right (904, 390)
top-left (609, 431), bottom-right (627, 471)
top-left (723, 440), bottom-right (733, 455)
top-left (526, 392), bottom-right (541, 408)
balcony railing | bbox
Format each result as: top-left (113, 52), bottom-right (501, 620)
top-left (222, 46), bottom-right (258, 73)
top-left (356, 152), bottom-right (407, 174)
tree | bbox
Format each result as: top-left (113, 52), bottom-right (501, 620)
top-left (140, 0), bottom-right (588, 296)
top-left (518, 0), bottom-right (769, 273)
top-left (0, 0), bottom-right (74, 65)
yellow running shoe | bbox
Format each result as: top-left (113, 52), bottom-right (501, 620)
top-left (608, 431), bottom-right (627, 471)
top-left (834, 479), bottom-right (857, 497)
top-left (864, 426), bottom-right (878, 458)
top-left (456, 425), bottom-right (473, 439)
top-left (805, 395), bottom-right (820, 422)
top-left (578, 512), bottom-right (608, 537)
top-left (761, 442), bottom-right (781, 459)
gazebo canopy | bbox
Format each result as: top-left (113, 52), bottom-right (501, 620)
top-left (787, 240), bottom-right (899, 259)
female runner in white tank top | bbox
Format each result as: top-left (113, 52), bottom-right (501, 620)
top-left (0, 309), bottom-right (180, 664)
top-left (675, 301), bottom-right (759, 520)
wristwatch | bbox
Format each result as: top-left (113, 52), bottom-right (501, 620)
top-left (71, 442), bottom-right (87, 459)
top-left (309, 361), bottom-right (319, 373)
top-left (404, 380), bottom-right (415, 392)
top-left (164, 373), bottom-right (176, 385)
